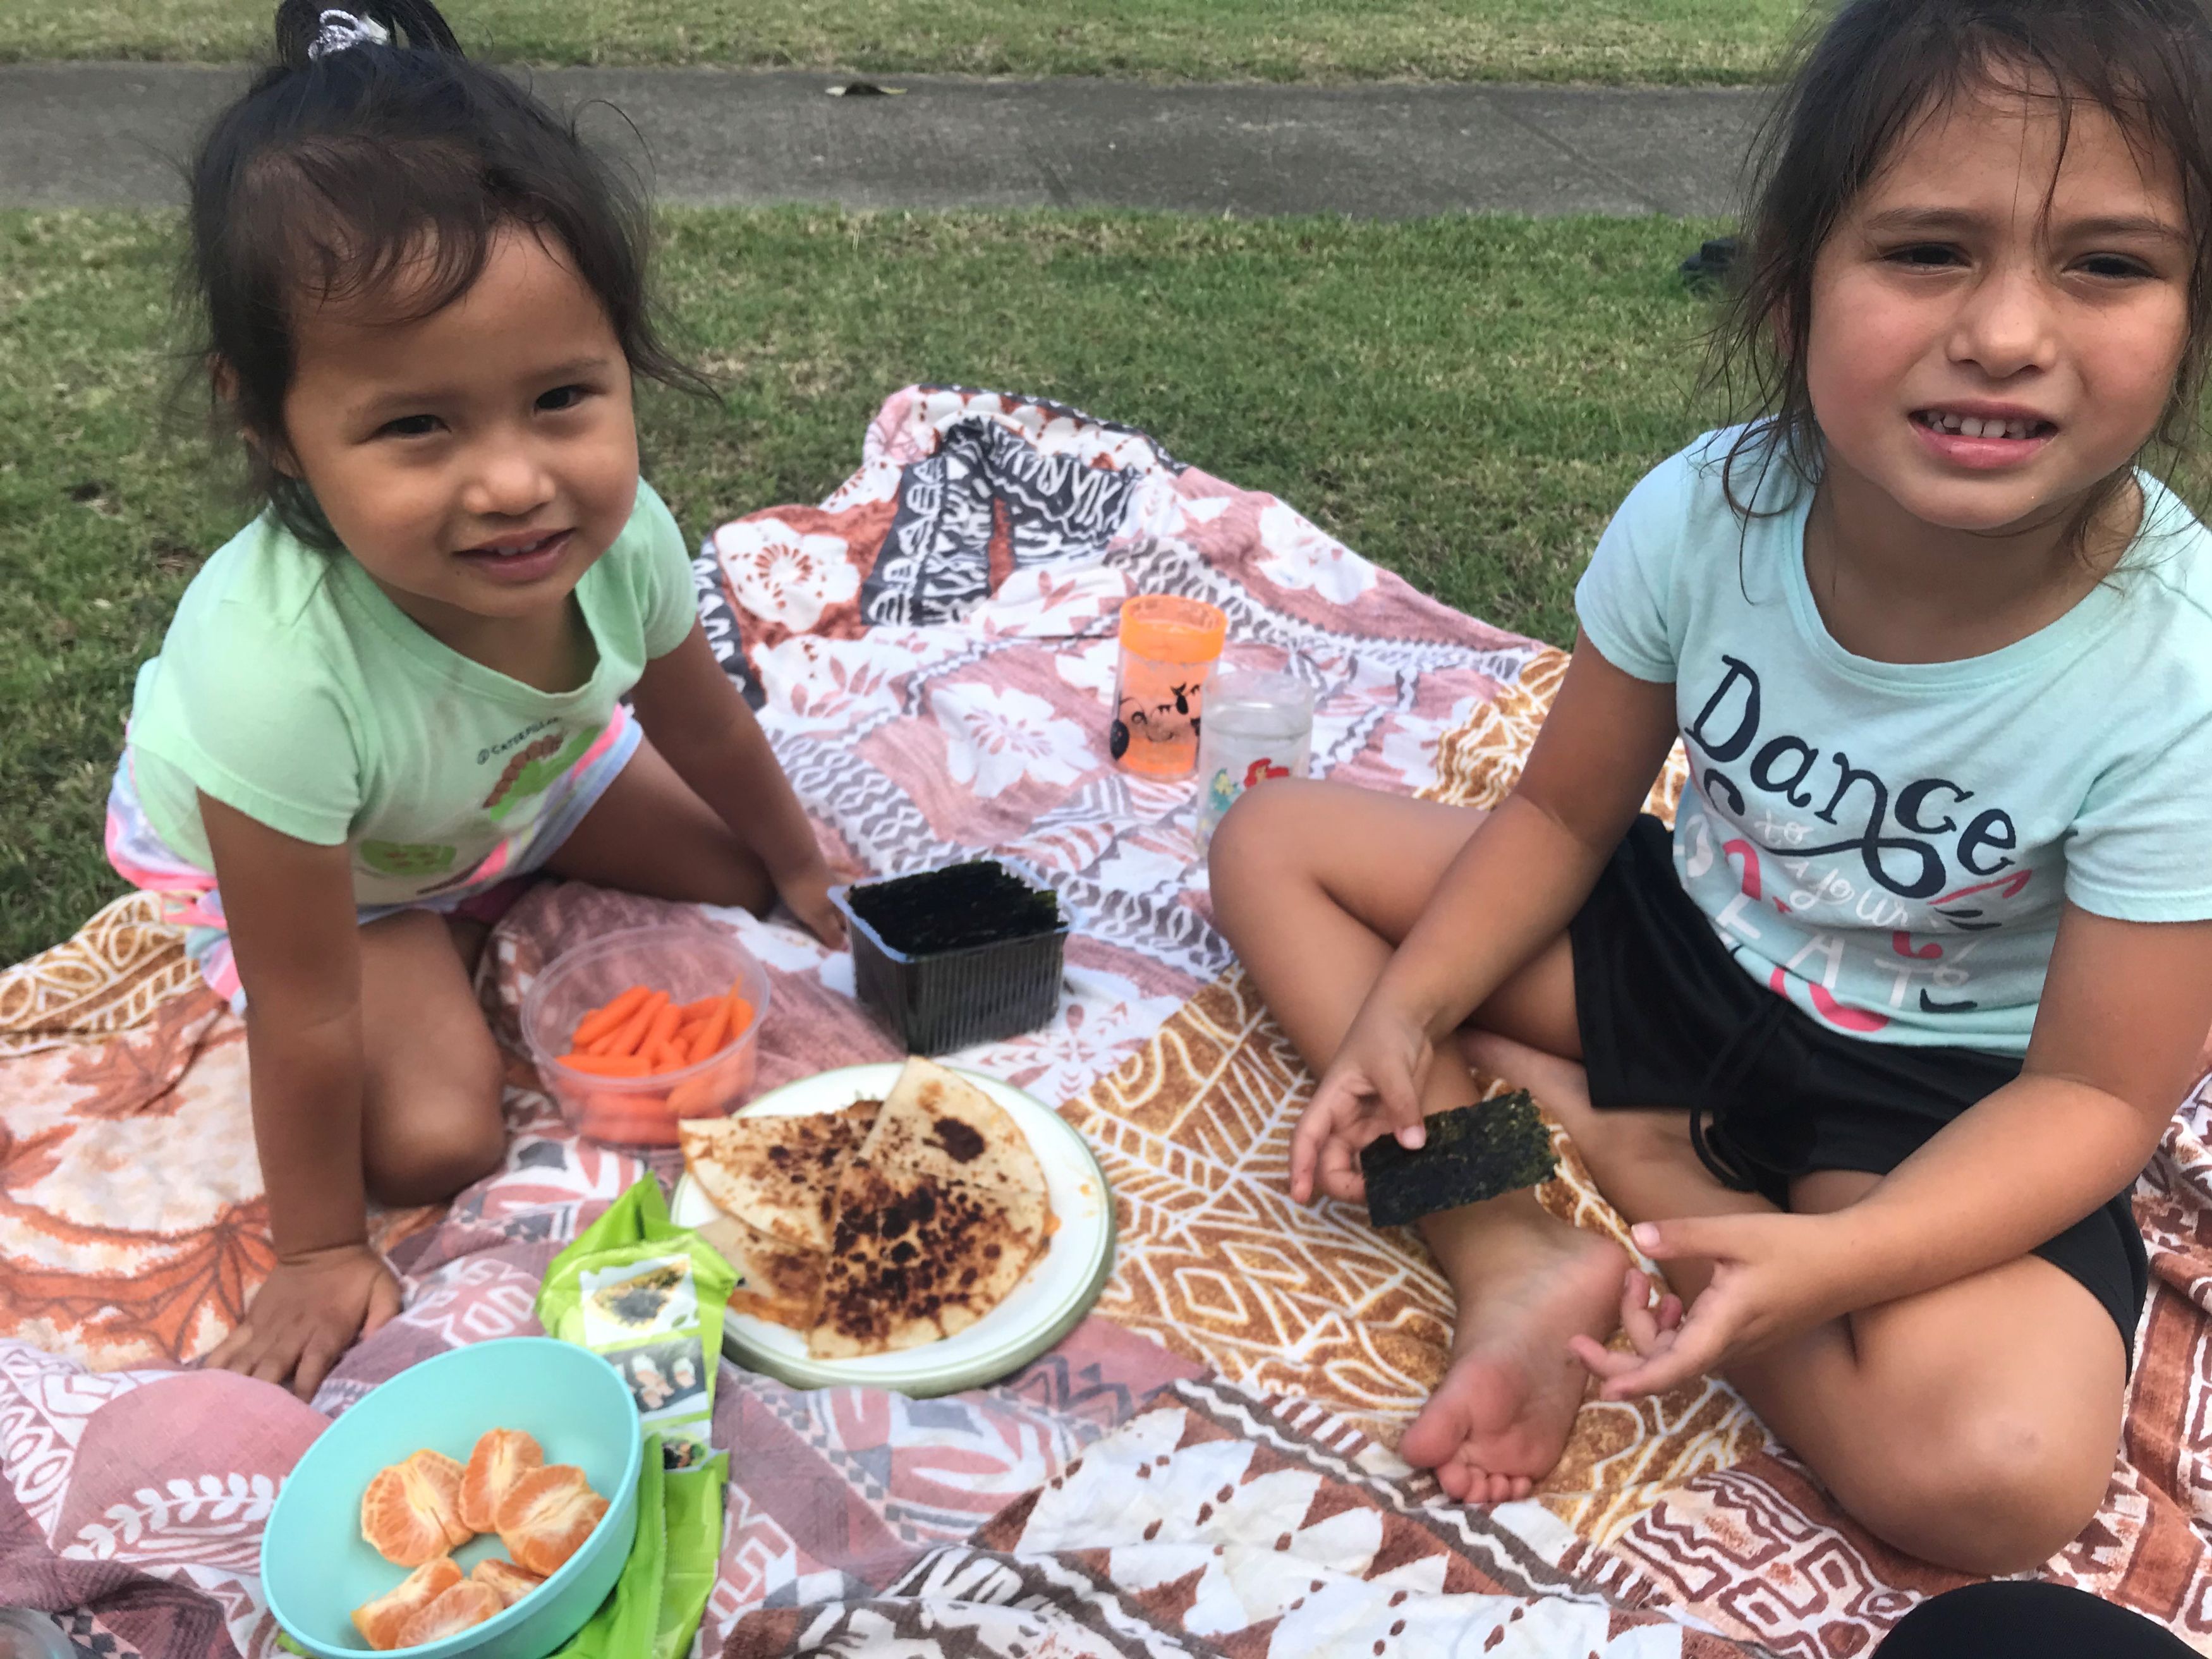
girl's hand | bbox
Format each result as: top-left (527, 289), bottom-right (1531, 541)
top-left (204, 1242), bottom-right (401, 1401)
top-left (1568, 1213), bottom-right (1847, 1398)
top-left (774, 859), bottom-right (846, 946)
top-left (1289, 1000), bottom-right (1438, 1206)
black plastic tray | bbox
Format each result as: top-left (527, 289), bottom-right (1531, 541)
top-left (829, 861), bottom-right (1070, 1054)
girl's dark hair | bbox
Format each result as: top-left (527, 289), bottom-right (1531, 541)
top-left (1710, 0), bottom-right (2212, 539)
top-left (186, 0), bottom-right (707, 547)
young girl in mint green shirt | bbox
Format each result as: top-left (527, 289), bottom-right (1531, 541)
top-left (106, 0), bottom-right (841, 1399)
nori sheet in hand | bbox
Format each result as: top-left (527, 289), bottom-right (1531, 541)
top-left (1360, 1090), bottom-right (1557, 1229)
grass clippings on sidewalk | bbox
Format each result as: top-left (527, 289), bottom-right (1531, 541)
top-left (0, 0), bottom-right (1811, 85)
top-left (1, 206), bottom-right (1722, 963)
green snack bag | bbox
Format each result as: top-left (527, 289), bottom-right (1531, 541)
top-left (552, 1435), bottom-right (667, 1659)
top-left (654, 1455), bottom-right (729, 1659)
top-left (536, 1176), bottom-right (738, 1471)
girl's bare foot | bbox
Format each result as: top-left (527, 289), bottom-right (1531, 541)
top-left (1399, 1210), bottom-right (1629, 1503)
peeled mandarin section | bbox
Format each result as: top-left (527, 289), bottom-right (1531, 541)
top-left (470, 1556), bottom-right (545, 1608)
top-left (352, 1556), bottom-right (463, 1651)
top-left (395, 1581), bottom-right (504, 1646)
top-left (495, 1462), bottom-right (609, 1576)
top-left (459, 1426), bottom-right (545, 1533)
top-left (361, 1449), bottom-right (473, 1566)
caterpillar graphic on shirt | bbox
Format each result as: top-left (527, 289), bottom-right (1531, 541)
top-left (481, 724), bottom-right (603, 820)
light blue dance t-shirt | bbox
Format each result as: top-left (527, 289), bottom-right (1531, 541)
top-left (1574, 427), bottom-right (2212, 1055)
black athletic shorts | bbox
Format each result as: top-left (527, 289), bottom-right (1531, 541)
top-left (1567, 815), bottom-right (2148, 1359)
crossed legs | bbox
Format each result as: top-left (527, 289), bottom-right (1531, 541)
top-left (1208, 781), bottom-right (2124, 1574)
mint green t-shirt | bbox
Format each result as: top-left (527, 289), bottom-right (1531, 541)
top-left (1575, 428), bottom-right (2212, 1055)
top-left (126, 482), bottom-right (697, 908)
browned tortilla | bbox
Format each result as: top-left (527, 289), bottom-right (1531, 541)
top-left (806, 1153), bottom-right (1042, 1358)
top-left (679, 1098), bottom-right (882, 1253)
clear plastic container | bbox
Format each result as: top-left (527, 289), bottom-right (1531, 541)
top-left (521, 925), bottom-right (772, 1146)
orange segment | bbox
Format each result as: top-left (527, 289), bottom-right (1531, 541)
top-left (495, 1462), bottom-right (609, 1576)
top-left (459, 1427), bottom-right (544, 1533)
top-left (361, 1449), bottom-right (473, 1566)
top-left (396, 1581), bottom-right (503, 1646)
top-left (470, 1556), bottom-right (545, 1609)
top-left (352, 1557), bottom-right (462, 1651)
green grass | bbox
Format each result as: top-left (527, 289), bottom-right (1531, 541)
top-left (0, 0), bottom-right (1811, 84)
top-left (0, 207), bottom-right (1723, 964)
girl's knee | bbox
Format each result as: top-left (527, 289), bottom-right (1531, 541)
top-left (364, 1040), bottom-right (507, 1205)
top-left (1845, 1411), bottom-right (2110, 1575)
top-left (1206, 781), bottom-right (1318, 929)
top-left (367, 1102), bottom-right (506, 1205)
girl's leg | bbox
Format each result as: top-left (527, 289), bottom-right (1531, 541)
top-left (1470, 1032), bottom-right (2126, 1575)
top-left (356, 910), bottom-right (507, 1205)
top-left (542, 738), bottom-right (775, 909)
top-left (1210, 781), bottom-right (1641, 1502)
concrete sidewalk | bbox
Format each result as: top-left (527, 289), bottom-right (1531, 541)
top-left (1, 63), bottom-right (1758, 217)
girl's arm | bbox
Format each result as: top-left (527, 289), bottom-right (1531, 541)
top-left (1584, 904), bottom-right (2212, 1397)
top-left (628, 623), bottom-right (842, 942)
top-left (197, 794), bottom-right (401, 1397)
top-left (1292, 636), bottom-right (1680, 1201)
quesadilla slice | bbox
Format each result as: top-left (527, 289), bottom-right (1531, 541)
top-left (679, 1098), bottom-right (882, 1253)
top-left (858, 1059), bottom-right (1049, 1238)
top-left (807, 1155), bottom-right (1043, 1359)
top-left (695, 1212), bottom-right (826, 1329)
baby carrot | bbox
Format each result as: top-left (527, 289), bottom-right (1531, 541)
top-left (571, 985), bottom-right (650, 1049)
top-left (685, 1004), bottom-right (730, 1062)
top-left (647, 1038), bottom-right (688, 1074)
top-left (676, 995), bottom-right (723, 1021)
top-left (559, 1052), bottom-right (651, 1077)
top-left (599, 990), bottom-right (668, 1059)
top-left (727, 990), bottom-right (755, 1035)
top-left (640, 999), bottom-right (682, 1058)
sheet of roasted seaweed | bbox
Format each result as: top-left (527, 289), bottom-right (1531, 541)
top-left (1359, 1090), bottom-right (1557, 1229)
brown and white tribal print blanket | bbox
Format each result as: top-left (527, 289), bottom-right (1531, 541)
top-left (2, 387), bottom-right (2208, 1656)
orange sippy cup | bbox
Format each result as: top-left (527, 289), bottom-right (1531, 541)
top-left (1111, 595), bottom-right (1228, 777)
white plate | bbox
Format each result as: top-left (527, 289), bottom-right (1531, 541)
top-left (670, 1062), bottom-right (1115, 1395)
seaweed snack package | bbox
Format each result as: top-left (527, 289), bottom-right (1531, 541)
top-left (552, 1433), bottom-right (728, 1659)
top-left (536, 1177), bottom-right (736, 1471)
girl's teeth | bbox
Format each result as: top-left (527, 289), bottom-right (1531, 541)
top-left (1926, 413), bottom-right (2038, 439)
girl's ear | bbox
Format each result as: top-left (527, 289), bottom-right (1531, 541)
top-left (212, 356), bottom-right (303, 479)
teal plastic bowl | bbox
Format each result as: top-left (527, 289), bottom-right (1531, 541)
top-left (261, 1338), bottom-right (641, 1658)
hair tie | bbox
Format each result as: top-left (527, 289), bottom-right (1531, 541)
top-left (306, 8), bottom-right (391, 60)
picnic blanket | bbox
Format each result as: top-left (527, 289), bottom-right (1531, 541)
top-left (4, 384), bottom-right (2210, 1656)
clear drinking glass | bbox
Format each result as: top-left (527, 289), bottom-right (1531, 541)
top-left (1194, 668), bottom-right (1316, 853)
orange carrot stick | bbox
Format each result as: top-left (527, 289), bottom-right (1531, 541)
top-left (645, 1039), bottom-right (688, 1074)
top-left (685, 1004), bottom-right (731, 1062)
top-left (640, 1000), bottom-right (682, 1057)
top-left (676, 996), bottom-right (723, 1021)
top-left (727, 992), bottom-right (755, 1035)
top-left (571, 986), bottom-right (650, 1049)
top-left (599, 990), bottom-right (668, 1060)
top-left (559, 1052), bottom-right (651, 1077)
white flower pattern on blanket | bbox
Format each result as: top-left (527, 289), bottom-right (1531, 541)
top-left (1256, 501), bottom-right (1375, 602)
top-left (928, 681), bottom-right (1098, 799)
top-left (715, 516), bottom-right (862, 631)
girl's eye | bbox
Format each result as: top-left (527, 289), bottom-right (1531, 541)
top-left (1887, 243), bottom-right (1962, 269)
top-left (2079, 253), bottom-right (2153, 280)
top-left (537, 384), bottom-right (593, 412)
top-left (376, 413), bottom-right (441, 439)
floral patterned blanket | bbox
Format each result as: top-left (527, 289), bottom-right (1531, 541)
top-left (3, 387), bottom-right (2208, 1656)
